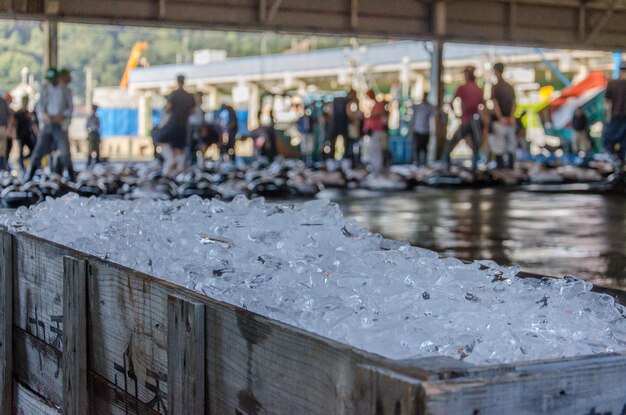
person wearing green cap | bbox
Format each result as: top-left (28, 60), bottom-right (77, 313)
top-left (54, 67), bottom-right (75, 175)
top-left (25, 67), bottom-right (75, 181)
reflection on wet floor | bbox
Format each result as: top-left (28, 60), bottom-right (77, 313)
top-left (319, 188), bottom-right (626, 288)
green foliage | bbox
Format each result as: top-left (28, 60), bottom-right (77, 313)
top-left (0, 19), bottom-right (376, 103)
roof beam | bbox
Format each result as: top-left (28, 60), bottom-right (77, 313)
top-left (350, 0), bottom-right (358, 29)
top-left (585, 0), bottom-right (617, 44)
top-left (508, 1), bottom-right (517, 39)
top-left (259, 0), bottom-right (267, 22)
top-left (578, 3), bottom-right (586, 40)
top-left (266, 0), bottom-right (282, 23)
top-left (432, 0), bottom-right (446, 38)
top-left (158, 0), bottom-right (166, 19)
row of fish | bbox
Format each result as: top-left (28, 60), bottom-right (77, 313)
top-left (0, 158), bottom-right (620, 208)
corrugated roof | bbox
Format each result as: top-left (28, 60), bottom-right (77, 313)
top-left (129, 40), bottom-right (542, 87)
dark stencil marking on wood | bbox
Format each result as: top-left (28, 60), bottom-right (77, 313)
top-left (375, 398), bottom-right (384, 415)
top-left (394, 400), bottom-right (401, 415)
top-left (236, 388), bottom-right (262, 415)
top-left (235, 313), bottom-right (272, 415)
top-left (236, 313), bottom-right (271, 346)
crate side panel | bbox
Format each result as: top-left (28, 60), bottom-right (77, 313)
top-left (13, 327), bottom-right (63, 408)
top-left (13, 381), bottom-right (62, 415)
top-left (424, 354), bottom-right (626, 415)
top-left (14, 236), bottom-right (65, 343)
top-left (88, 262), bottom-right (170, 414)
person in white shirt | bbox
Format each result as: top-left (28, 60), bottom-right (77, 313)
top-left (25, 67), bottom-right (75, 181)
top-left (409, 92), bottom-right (436, 166)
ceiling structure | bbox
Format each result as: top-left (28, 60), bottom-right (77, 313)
top-left (0, 0), bottom-right (625, 51)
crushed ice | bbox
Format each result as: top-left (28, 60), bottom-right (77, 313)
top-left (3, 194), bottom-right (625, 364)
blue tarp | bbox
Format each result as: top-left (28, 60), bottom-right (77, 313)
top-left (98, 108), bottom-right (161, 137)
top-left (98, 108), bottom-right (137, 137)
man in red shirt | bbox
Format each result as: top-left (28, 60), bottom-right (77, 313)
top-left (444, 66), bottom-right (485, 171)
top-left (364, 89), bottom-right (388, 173)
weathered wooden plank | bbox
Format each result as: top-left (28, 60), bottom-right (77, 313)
top-left (13, 235), bottom-right (64, 343)
top-left (0, 231), bottom-right (13, 413)
top-left (88, 261), bottom-right (170, 414)
top-left (7, 230), bottom-right (626, 415)
top-left (62, 256), bottom-right (88, 415)
top-left (89, 371), bottom-right (161, 415)
top-left (167, 295), bottom-right (205, 415)
top-left (13, 381), bottom-right (62, 415)
top-left (205, 303), bottom-right (361, 415)
top-left (353, 364), bottom-right (423, 415)
top-left (13, 327), bottom-right (63, 408)
top-left (423, 353), bottom-right (626, 415)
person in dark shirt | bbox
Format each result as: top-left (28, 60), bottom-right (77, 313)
top-left (603, 62), bottom-right (626, 164)
top-left (153, 75), bottom-right (195, 176)
top-left (444, 66), bottom-right (485, 172)
top-left (0, 94), bottom-right (11, 171)
top-left (490, 62), bottom-right (517, 168)
top-left (13, 95), bottom-right (38, 171)
top-left (248, 125), bottom-right (278, 161)
top-left (327, 90), bottom-right (354, 162)
top-left (86, 104), bottom-right (101, 165)
top-left (218, 103), bottom-right (238, 159)
top-left (572, 107), bottom-right (590, 154)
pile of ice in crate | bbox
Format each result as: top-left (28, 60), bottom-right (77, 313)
top-left (5, 194), bottom-right (626, 364)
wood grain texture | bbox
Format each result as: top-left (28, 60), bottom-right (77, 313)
top-left (13, 381), bottom-right (62, 415)
top-left (62, 256), bottom-right (88, 415)
top-left (353, 364), bottom-right (424, 415)
top-left (0, 232), bottom-right (13, 413)
top-left (12, 327), bottom-right (63, 407)
top-left (13, 235), bottom-right (64, 342)
top-left (167, 295), bottom-right (205, 415)
top-left (3, 229), bottom-right (626, 415)
top-left (89, 371), bottom-right (161, 415)
top-left (88, 260), bottom-right (170, 414)
top-left (423, 352), bottom-right (626, 415)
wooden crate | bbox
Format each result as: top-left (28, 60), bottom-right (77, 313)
top-left (0, 228), bottom-right (625, 415)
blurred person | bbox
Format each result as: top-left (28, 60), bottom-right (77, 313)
top-left (327, 91), bottom-right (351, 161)
top-left (54, 67), bottom-right (75, 175)
top-left (153, 74), bottom-right (195, 176)
top-left (490, 62), bottom-right (517, 169)
top-left (248, 125), bottom-right (278, 162)
top-left (0, 93), bottom-right (9, 170)
top-left (444, 66), bottom-right (486, 172)
top-left (4, 94), bottom-right (15, 169)
top-left (572, 106), bottom-right (591, 154)
top-left (296, 103), bottom-right (315, 164)
top-left (218, 103), bottom-right (238, 159)
top-left (187, 92), bottom-right (204, 165)
top-left (197, 122), bottom-right (221, 165)
top-left (409, 91), bottom-right (436, 166)
top-left (345, 90), bottom-right (363, 167)
top-left (86, 104), bottom-right (101, 166)
top-left (603, 61), bottom-right (626, 167)
top-left (26, 68), bottom-right (75, 181)
top-left (13, 95), bottom-right (38, 171)
top-left (364, 89), bottom-right (388, 173)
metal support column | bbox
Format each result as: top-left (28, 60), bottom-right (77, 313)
top-left (43, 19), bottom-right (58, 71)
top-left (247, 82), bottom-right (260, 131)
top-left (138, 92), bottom-right (153, 137)
top-left (429, 40), bottom-right (445, 160)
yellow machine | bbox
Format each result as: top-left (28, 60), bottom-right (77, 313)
top-left (119, 41), bottom-right (148, 89)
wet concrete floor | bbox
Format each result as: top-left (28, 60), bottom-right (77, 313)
top-left (320, 188), bottom-right (626, 288)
